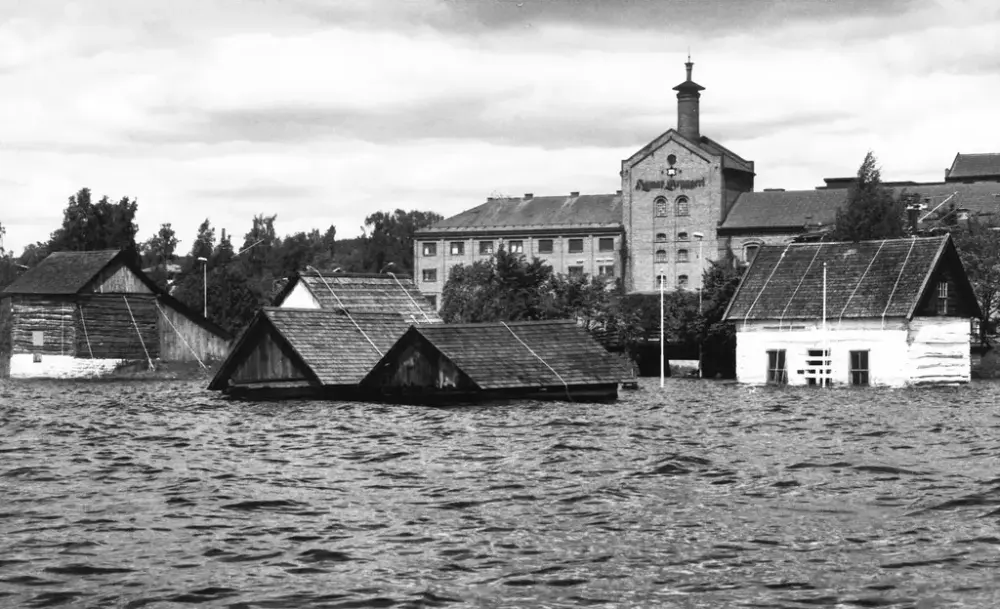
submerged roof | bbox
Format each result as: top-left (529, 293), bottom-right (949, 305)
top-left (947, 153), bottom-right (1000, 181)
top-left (417, 194), bottom-right (623, 235)
top-left (721, 182), bottom-right (1000, 231)
top-left (275, 272), bottom-right (442, 322)
top-left (723, 235), bottom-right (980, 322)
top-left (209, 308), bottom-right (410, 390)
top-left (397, 320), bottom-right (623, 390)
top-left (2, 250), bottom-right (124, 295)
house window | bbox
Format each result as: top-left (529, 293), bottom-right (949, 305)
top-left (655, 249), bottom-right (667, 263)
top-left (426, 295), bottom-right (437, 309)
top-left (598, 265), bottom-right (615, 277)
top-left (479, 241), bottom-right (494, 255)
top-left (567, 265), bottom-right (585, 277)
top-left (655, 233), bottom-right (667, 242)
top-left (422, 269), bottom-right (437, 282)
top-left (678, 232), bottom-right (688, 241)
top-left (676, 196), bottom-right (690, 216)
top-left (568, 238), bottom-right (584, 254)
top-left (422, 243), bottom-right (437, 256)
top-left (745, 244), bottom-right (760, 264)
top-left (655, 197), bottom-right (668, 217)
top-left (677, 249), bottom-right (689, 262)
top-left (678, 274), bottom-right (689, 288)
top-left (805, 349), bottom-right (832, 387)
top-left (850, 350), bottom-right (870, 386)
top-left (598, 237), bottom-right (614, 252)
top-left (537, 239), bottom-right (553, 254)
top-left (766, 350), bottom-right (788, 385)
top-left (450, 242), bottom-right (464, 256)
top-left (937, 281), bottom-right (949, 315)
top-left (32, 331), bottom-right (44, 346)
top-left (509, 240), bottom-right (524, 254)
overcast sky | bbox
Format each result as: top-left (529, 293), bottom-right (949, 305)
top-left (1, 0), bottom-right (998, 255)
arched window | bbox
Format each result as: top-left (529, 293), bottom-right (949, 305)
top-left (744, 243), bottom-right (760, 264)
top-left (655, 197), bottom-right (668, 217)
top-left (655, 232), bottom-right (667, 242)
top-left (678, 274), bottom-right (689, 288)
top-left (655, 249), bottom-right (667, 263)
top-left (677, 249), bottom-right (689, 262)
top-left (678, 232), bottom-right (688, 241)
top-left (675, 196), bottom-right (690, 217)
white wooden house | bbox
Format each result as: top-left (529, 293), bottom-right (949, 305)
top-left (722, 235), bottom-right (981, 387)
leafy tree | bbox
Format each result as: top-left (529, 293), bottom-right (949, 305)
top-left (0, 222), bottom-right (20, 289)
top-left (141, 223), bottom-right (179, 289)
top-left (829, 152), bottom-right (905, 242)
top-left (361, 210), bottom-right (443, 273)
top-left (49, 188), bottom-right (139, 252)
top-left (188, 219), bottom-right (216, 266)
top-left (241, 214), bottom-right (278, 278)
top-left (952, 215), bottom-right (1000, 344)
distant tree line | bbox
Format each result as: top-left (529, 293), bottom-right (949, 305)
top-left (0, 188), bottom-right (442, 335)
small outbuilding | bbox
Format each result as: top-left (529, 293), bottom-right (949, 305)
top-left (361, 320), bottom-right (625, 402)
top-left (0, 249), bottom-right (232, 378)
top-left (208, 308), bottom-right (410, 399)
top-left (722, 235), bottom-right (981, 387)
top-left (273, 271), bottom-right (442, 323)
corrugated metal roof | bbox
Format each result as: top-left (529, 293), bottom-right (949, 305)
top-left (1, 250), bottom-right (122, 295)
top-left (264, 308), bottom-right (410, 385)
top-left (948, 153), bottom-right (1000, 180)
top-left (723, 235), bottom-right (955, 322)
top-left (411, 320), bottom-right (623, 390)
top-left (417, 194), bottom-right (623, 234)
top-left (721, 182), bottom-right (1000, 231)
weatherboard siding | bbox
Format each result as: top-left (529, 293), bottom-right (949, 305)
top-left (156, 303), bottom-right (231, 362)
top-left (736, 317), bottom-right (972, 387)
top-left (87, 263), bottom-right (153, 294)
top-left (231, 330), bottom-right (310, 385)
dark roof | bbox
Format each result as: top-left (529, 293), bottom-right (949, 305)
top-left (210, 308), bottom-right (410, 390)
top-left (698, 136), bottom-right (754, 174)
top-left (947, 153), bottom-right (1000, 180)
top-left (274, 272), bottom-right (442, 322)
top-left (398, 320), bottom-right (623, 389)
top-left (417, 194), bottom-right (623, 235)
top-left (723, 235), bottom-right (980, 322)
top-left (721, 182), bottom-right (1000, 231)
top-left (1, 250), bottom-right (123, 295)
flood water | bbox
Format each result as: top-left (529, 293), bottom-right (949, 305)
top-left (3, 378), bottom-right (1000, 608)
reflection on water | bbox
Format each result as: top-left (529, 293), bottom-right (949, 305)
top-left (2, 379), bottom-right (1000, 607)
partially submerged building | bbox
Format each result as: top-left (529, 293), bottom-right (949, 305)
top-left (0, 249), bottom-right (232, 378)
top-left (208, 308), bottom-right (410, 399)
top-left (722, 235), bottom-right (981, 387)
top-left (273, 271), bottom-right (442, 323)
top-left (362, 320), bottom-right (625, 402)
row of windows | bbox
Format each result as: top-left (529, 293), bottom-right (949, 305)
top-left (655, 196), bottom-right (689, 217)
top-left (422, 237), bottom-right (615, 257)
top-left (655, 232), bottom-right (692, 242)
top-left (422, 264), bottom-right (615, 283)
top-left (655, 249), bottom-right (692, 263)
top-left (656, 275), bottom-right (690, 288)
top-left (766, 349), bottom-right (870, 386)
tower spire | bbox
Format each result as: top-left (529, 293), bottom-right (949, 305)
top-left (673, 56), bottom-right (704, 141)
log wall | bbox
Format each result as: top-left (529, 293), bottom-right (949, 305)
top-left (9, 295), bottom-right (78, 357)
top-left (76, 294), bottom-right (159, 360)
top-left (906, 317), bottom-right (971, 385)
top-left (156, 301), bottom-right (231, 362)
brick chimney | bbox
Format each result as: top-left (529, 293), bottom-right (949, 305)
top-left (673, 56), bottom-right (705, 142)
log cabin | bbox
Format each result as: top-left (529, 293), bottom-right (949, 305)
top-left (361, 320), bottom-right (625, 403)
top-left (207, 308), bottom-right (410, 399)
top-left (0, 249), bottom-right (232, 379)
top-left (722, 235), bottom-right (981, 387)
top-left (273, 271), bottom-right (442, 323)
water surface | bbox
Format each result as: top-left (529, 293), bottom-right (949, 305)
top-left (2, 378), bottom-right (1000, 608)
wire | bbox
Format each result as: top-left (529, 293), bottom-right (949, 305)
top-left (307, 267), bottom-right (382, 357)
top-left (123, 295), bottom-right (155, 371)
top-left (387, 271), bottom-right (432, 323)
top-left (500, 321), bottom-right (571, 401)
top-left (838, 239), bottom-right (887, 324)
top-left (881, 238), bottom-right (917, 330)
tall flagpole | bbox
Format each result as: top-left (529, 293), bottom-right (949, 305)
top-left (660, 272), bottom-right (665, 388)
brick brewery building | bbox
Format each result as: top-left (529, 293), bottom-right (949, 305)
top-left (413, 60), bottom-right (1000, 308)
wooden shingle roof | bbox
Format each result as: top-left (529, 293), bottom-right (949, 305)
top-left (416, 194), bottom-right (623, 236)
top-left (723, 235), bottom-right (979, 323)
top-left (264, 308), bottom-right (410, 385)
top-left (275, 272), bottom-right (442, 322)
top-left (401, 320), bottom-right (623, 389)
top-left (1, 250), bottom-right (123, 295)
